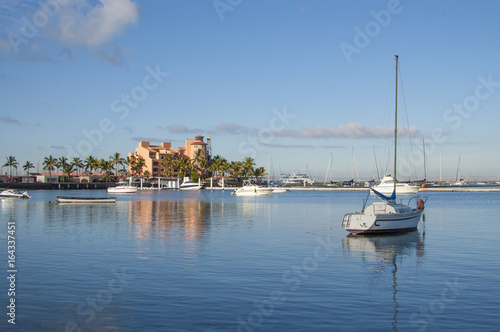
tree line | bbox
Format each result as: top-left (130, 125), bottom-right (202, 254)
top-left (2, 152), bottom-right (267, 183)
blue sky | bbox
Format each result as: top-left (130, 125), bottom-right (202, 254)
top-left (1, 0), bottom-right (499, 181)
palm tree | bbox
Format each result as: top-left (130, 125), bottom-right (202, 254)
top-left (84, 156), bottom-right (95, 175)
top-left (99, 159), bottom-right (114, 182)
top-left (109, 152), bottom-right (125, 176)
top-left (23, 161), bottom-right (34, 182)
top-left (58, 156), bottom-right (69, 182)
top-left (3, 156), bottom-right (18, 178)
top-left (175, 157), bottom-right (192, 180)
top-left (125, 156), bottom-right (135, 175)
top-left (242, 157), bottom-right (256, 178)
top-left (253, 167), bottom-right (267, 183)
top-left (161, 154), bottom-right (176, 179)
top-left (72, 157), bottom-right (84, 177)
top-left (43, 155), bottom-right (57, 183)
top-left (219, 159), bottom-right (228, 178)
top-left (209, 155), bottom-right (223, 178)
top-left (133, 157), bottom-right (146, 177)
top-left (63, 163), bottom-right (74, 182)
top-left (228, 161), bottom-right (243, 179)
top-left (192, 149), bottom-right (208, 179)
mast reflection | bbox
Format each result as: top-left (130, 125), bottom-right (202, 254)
top-left (342, 232), bottom-right (425, 331)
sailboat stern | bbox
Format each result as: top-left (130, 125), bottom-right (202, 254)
top-left (342, 212), bottom-right (377, 234)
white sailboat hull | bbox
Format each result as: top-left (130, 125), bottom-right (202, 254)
top-left (343, 202), bottom-right (423, 234)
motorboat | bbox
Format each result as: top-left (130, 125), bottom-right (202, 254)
top-left (56, 196), bottom-right (116, 203)
top-left (268, 185), bottom-right (289, 193)
top-left (282, 170), bottom-right (315, 186)
top-left (343, 55), bottom-right (428, 235)
top-left (271, 187), bottom-right (289, 193)
top-left (371, 175), bottom-right (420, 195)
top-left (231, 182), bottom-right (274, 196)
top-left (179, 177), bottom-right (203, 190)
top-left (107, 185), bottom-right (138, 193)
top-left (0, 189), bottom-right (31, 199)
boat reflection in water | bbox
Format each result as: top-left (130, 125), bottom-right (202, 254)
top-left (342, 231), bottom-right (425, 331)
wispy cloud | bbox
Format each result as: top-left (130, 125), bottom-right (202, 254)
top-left (262, 143), bottom-right (345, 149)
top-left (158, 124), bottom-right (204, 135)
top-left (212, 122), bottom-right (256, 135)
top-left (51, 145), bottom-right (67, 150)
top-left (164, 122), bottom-right (420, 139)
top-left (0, 116), bottom-right (21, 125)
top-left (272, 123), bottom-right (420, 139)
top-left (131, 136), bottom-right (178, 143)
top-left (97, 45), bottom-right (128, 66)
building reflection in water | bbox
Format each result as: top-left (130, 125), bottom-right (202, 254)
top-left (127, 200), bottom-right (215, 261)
top-left (342, 231), bottom-right (425, 332)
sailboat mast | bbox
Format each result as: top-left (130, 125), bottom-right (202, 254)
top-left (422, 137), bottom-right (427, 181)
top-left (394, 55), bottom-right (399, 194)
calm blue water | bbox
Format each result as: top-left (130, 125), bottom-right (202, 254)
top-left (1, 190), bottom-right (499, 331)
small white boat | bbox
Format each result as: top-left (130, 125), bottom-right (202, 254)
top-left (107, 185), bottom-right (138, 193)
top-left (179, 177), bottom-right (203, 190)
top-left (56, 196), bottom-right (116, 203)
top-left (0, 189), bottom-right (31, 199)
top-left (371, 175), bottom-right (420, 195)
top-left (232, 182), bottom-right (274, 196)
top-left (271, 187), bottom-right (289, 193)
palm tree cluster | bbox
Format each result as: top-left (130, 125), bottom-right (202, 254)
top-left (128, 152), bottom-right (267, 183)
top-left (2, 153), bottom-right (128, 183)
top-left (209, 156), bottom-right (267, 183)
top-left (3, 152), bottom-right (267, 184)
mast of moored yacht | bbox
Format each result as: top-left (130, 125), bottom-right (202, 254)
top-left (394, 55), bottom-right (399, 195)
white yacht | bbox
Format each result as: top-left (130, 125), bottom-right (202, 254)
top-left (232, 181), bottom-right (274, 196)
top-left (371, 175), bottom-right (420, 195)
top-left (107, 179), bottom-right (138, 193)
top-left (107, 185), bottom-right (138, 193)
top-left (179, 177), bottom-right (203, 190)
top-left (282, 170), bottom-right (315, 186)
top-left (0, 189), bottom-right (31, 199)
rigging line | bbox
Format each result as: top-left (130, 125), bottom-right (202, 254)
top-left (398, 64), bottom-right (418, 180)
top-left (379, 63), bottom-right (398, 176)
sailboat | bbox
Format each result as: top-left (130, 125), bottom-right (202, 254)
top-left (342, 55), bottom-right (427, 235)
top-left (452, 155), bottom-right (466, 186)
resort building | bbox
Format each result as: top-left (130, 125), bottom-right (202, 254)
top-left (128, 135), bottom-right (209, 177)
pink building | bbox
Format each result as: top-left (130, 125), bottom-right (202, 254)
top-left (128, 136), bottom-right (209, 177)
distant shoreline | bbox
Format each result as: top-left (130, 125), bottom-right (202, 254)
top-left (2, 182), bottom-right (500, 193)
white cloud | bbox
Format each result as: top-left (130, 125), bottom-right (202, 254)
top-left (57, 0), bottom-right (139, 48)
